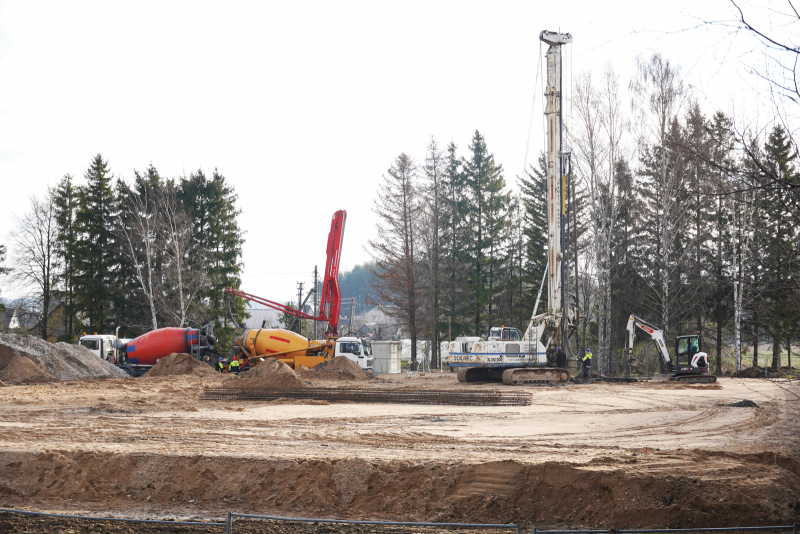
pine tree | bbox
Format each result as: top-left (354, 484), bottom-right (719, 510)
top-left (368, 153), bottom-right (422, 365)
top-left (463, 130), bottom-right (508, 335)
top-left (73, 155), bottom-right (116, 332)
top-left (53, 174), bottom-right (79, 340)
top-left (518, 153), bottom-right (549, 315)
top-left (440, 141), bottom-right (471, 339)
top-left (420, 137), bottom-right (446, 366)
top-left (178, 168), bottom-right (245, 351)
top-left (757, 125), bottom-right (797, 370)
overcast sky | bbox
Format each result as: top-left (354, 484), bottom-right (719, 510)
top-left (0, 0), bottom-right (782, 303)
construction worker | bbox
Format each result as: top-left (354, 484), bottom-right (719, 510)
top-left (582, 348), bottom-right (592, 382)
top-left (229, 356), bottom-right (241, 375)
top-left (216, 357), bottom-right (225, 373)
top-left (556, 346), bottom-right (567, 369)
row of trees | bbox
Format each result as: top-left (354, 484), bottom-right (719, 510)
top-left (369, 52), bottom-right (799, 373)
top-left (369, 133), bottom-right (546, 366)
top-left (4, 154), bottom-right (245, 350)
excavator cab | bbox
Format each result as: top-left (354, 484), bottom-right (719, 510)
top-left (674, 334), bottom-right (705, 373)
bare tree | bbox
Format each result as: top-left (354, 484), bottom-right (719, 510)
top-left (420, 137), bottom-right (446, 367)
top-left (571, 65), bottom-right (628, 373)
top-left (8, 191), bottom-right (61, 339)
top-left (117, 180), bottom-right (162, 331)
top-left (157, 182), bottom-right (208, 327)
top-left (630, 52), bottom-right (689, 339)
top-left (368, 153), bottom-right (422, 366)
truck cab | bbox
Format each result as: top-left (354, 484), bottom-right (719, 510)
top-left (334, 336), bottom-right (374, 373)
top-left (78, 334), bottom-right (118, 363)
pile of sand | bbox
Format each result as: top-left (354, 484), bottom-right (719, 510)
top-left (297, 356), bottom-right (369, 381)
top-left (227, 358), bottom-right (306, 389)
top-left (0, 356), bottom-right (58, 385)
top-left (0, 334), bottom-right (128, 385)
top-left (142, 353), bottom-right (216, 378)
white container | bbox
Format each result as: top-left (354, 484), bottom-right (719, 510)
top-left (371, 341), bottom-right (402, 374)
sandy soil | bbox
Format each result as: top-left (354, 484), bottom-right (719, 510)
top-left (0, 374), bottom-right (798, 528)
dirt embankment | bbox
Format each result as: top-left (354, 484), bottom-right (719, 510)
top-left (143, 353), bottom-right (217, 378)
top-left (0, 450), bottom-right (798, 528)
top-left (0, 334), bottom-right (127, 385)
top-left (732, 366), bottom-right (798, 378)
top-left (298, 356), bottom-right (370, 381)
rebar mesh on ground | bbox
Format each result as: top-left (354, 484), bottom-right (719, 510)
top-left (201, 387), bottom-right (532, 406)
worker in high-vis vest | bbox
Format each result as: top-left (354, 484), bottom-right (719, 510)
top-left (216, 357), bottom-right (225, 373)
top-left (582, 348), bottom-right (592, 382)
top-left (229, 356), bottom-right (241, 375)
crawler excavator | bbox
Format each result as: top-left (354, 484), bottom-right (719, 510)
top-left (224, 210), bottom-right (369, 371)
top-left (625, 315), bottom-right (717, 383)
top-left (449, 31), bottom-right (576, 385)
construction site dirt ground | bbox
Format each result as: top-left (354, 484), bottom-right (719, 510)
top-left (1, 373), bottom-right (799, 529)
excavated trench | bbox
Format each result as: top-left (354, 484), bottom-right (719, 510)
top-left (1, 449), bottom-right (798, 529)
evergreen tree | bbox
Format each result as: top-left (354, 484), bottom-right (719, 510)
top-left (440, 141), bottom-right (471, 339)
top-left (178, 168), bottom-right (245, 351)
top-left (368, 153), bottom-right (422, 365)
top-left (756, 125), bottom-right (798, 370)
top-left (462, 130), bottom-right (508, 335)
top-left (53, 174), bottom-right (79, 340)
top-left (73, 155), bottom-right (116, 332)
top-left (518, 153), bottom-right (549, 315)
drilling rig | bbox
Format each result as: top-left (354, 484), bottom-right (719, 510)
top-left (449, 30), bottom-right (577, 385)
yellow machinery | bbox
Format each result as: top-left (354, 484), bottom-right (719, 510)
top-left (235, 328), bottom-right (334, 369)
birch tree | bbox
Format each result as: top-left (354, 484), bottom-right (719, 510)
top-left (116, 170), bottom-right (162, 331)
top-left (572, 66), bottom-right (627, 373)
top-left (158, 182), bottom-right (208, 327)
top-left (630, 53), bottom-right (688, 339)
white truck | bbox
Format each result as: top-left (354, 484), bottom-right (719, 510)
top-left (334, 336), bottom-right (374, 374)
top-left (78, 333), bottom-right (128, 364)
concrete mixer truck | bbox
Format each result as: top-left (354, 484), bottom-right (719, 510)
top-left (79, 323), bottom-right (219, 377)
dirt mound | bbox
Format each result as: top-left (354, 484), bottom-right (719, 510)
top-left (143, 353), bottom-right (216, 378)
top-left (228, 358), bottom-right (306, 389)
top-left (0, 333), bottom-right (128, 382)
top-left (732, 366), bottom-right (798, 378)
top-left (0, 356), bottom-right (58, 385)
top-left (728, 399), bottom-right (759, 408)
top-left (310, 356), bottom-right (369, 380)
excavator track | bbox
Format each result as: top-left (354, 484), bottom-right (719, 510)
top-left (502, 368), bottom-right (570, 385)
top-left (458, 367), bottom-right (570, 385)
top-left (674, 373), bottom-right (717, 384)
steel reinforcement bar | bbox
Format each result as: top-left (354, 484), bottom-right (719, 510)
top-left (201, 386), bottom-right (532, 406)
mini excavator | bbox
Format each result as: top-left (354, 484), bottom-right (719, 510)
top-left (625, 315), bottom-right (717, 383)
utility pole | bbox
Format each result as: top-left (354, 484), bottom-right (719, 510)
top-left (297, 282), bottom-right (304, 335)
top-left (313, 266), bottom-right (318, 340)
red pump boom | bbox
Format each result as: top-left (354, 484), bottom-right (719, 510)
top-left (225, 210), bottom-right (347, 337)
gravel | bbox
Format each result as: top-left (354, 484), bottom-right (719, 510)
top-left (0, 333), bottom-right (129, 380)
